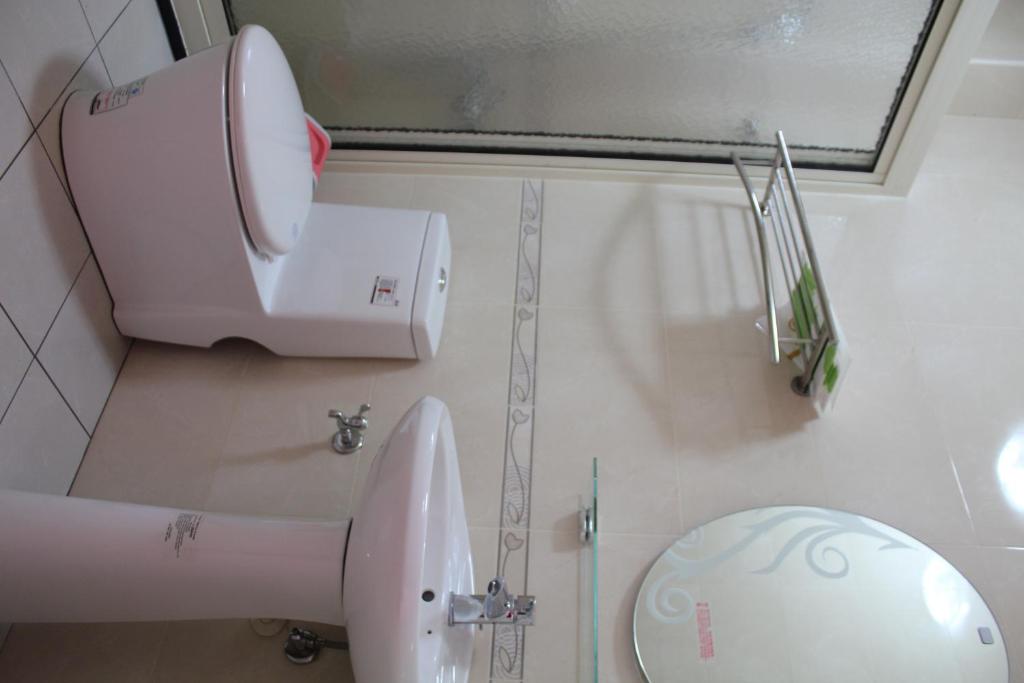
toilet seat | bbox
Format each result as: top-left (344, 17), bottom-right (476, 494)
top-left (228, 25), bottom-right (312, 258)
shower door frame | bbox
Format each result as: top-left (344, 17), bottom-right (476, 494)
top-left (161, 0), bottom-right (996, 195)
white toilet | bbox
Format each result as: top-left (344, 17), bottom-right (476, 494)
top-left (0, 397), bottom-right (475, 682)
top-left (61, 25), bottom-right (450, 359)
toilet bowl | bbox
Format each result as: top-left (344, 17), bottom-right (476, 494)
top-left (0, 396), bottom-right (474, 682)
top-left (61, 25), bottom-right (451, 359)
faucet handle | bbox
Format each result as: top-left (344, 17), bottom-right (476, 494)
top-left (483, 576), bottom-right (513, 619)
top-left (328, 404), bottom-right (371, 430)
top-left (486, 577), bottom-right (506, 596)
top-left (350, 404), bottom-right (370, 430)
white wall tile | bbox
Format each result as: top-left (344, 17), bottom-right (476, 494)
top-left (80, 0), bottom-right (132, 40)
top-left (0, 310), bottom-right (32, 417)
top-left (36, 50), bottom-right (112, 195)
top-left (100, 0), bottom-right (174, 86)
top-left (949, 62), bottom-right (1024, 119)
top-left (0, 137), bottom-right (90, 350)
top-left (0, 361), bottom-right (89, 494)
top-left (0, 0), bottom-right (96, 124)
top-left (0, 63), bottom-right (32, 177)
top-left (39, 257), bottom-right (129, 434)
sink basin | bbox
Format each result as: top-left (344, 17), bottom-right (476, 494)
top-left (344, 396), bottom-right (475, 682)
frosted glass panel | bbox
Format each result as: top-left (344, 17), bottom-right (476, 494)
top-left (225, 0), bottom-right (940, 169)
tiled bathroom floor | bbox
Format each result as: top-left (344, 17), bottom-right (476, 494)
top-left (2, 114), bottom-right (1023, 682)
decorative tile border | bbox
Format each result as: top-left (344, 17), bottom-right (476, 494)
top-left (490, 179), bottom-right (542, 680)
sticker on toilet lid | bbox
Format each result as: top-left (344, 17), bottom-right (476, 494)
top-left (371, 276), bottom-right (399, 306)
top-left (90, 78), bottom-right (146, 115)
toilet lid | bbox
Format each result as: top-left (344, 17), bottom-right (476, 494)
top-left (228, 25), bottom-right (312, 257)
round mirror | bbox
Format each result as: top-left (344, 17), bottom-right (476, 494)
top-left (634, 506), bottom-right (1007, 682)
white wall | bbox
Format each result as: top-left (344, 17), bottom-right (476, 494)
top-left (0, 0), bottom-right (174, 644)
top-left (950, 0), bottom-right (1024, 117)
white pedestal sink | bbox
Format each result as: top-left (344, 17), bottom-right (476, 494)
top-left (0, 396), bottom-right (475, 682)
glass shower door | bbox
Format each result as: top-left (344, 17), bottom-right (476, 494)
top-left (222, 0), bottom-right (942, 170)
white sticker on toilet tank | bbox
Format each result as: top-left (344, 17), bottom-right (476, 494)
top-left (163, 512), bottom-right (203, 559)
top-left (371, 276), bottom-right (399, 306)
top-left (90, 78), bottom-right (146, 115)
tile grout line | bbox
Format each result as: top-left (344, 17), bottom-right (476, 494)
top-left (0, 57), bottom-right (35, 184)
top-left (34, 39), bottom-right (113, 206)
top-left (36, 256), bottom-right (91, 357)
top-left (490, 178), bottom-right (542, 682)
top-left (0, 353), bottom-right (31, 426)
top-left (74, 0), bottom-right (114, 88)
top-left (65, 337), bottom-right (135, 494)
top-left (35, 360), bottom-right (90, 439)
top-left (1, 257), bottom-right (92, 439)
top-left (0, 12), bottom-right (124, 488)
top-left (0, 0), bottom-right (137, 438)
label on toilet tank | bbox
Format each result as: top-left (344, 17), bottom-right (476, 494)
top-left (370, 276), bottom-right (400, 306)
top-left (90, 77), bottom-right (146, 115)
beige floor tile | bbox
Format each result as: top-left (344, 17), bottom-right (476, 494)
top-left (408, 175), bottom-right (521, 305)
top-left (70, 341), bottom-right (250, 509)
top-left (532, 307), bottom-right (682, 536)
top-left (521, 530), bottom-right (588, 683)
top-left (541, 180), bottom-right (663, 311)
top-left (598, 533), bottom-right (679, 683)
top-left (799, 192), bottom-right (911, 326)
top-left (676, 425), bottom-right (830, 535)
top-left (656, 187), bottom-right (769, 356)
top-left (816, 318), bottom-right (975, 545)
top-left (0, 621), bottom-right (167, 682)
top-left (151, 619), bottom-right (351, 683)
top-left (936, 545), bottom-right (1024, 683)
top-left (912, 324), bottom-right (1024, 546)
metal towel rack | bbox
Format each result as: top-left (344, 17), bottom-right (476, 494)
top-left (732, 131), bottom-right (838, 397)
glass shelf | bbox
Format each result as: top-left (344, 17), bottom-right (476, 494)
top-left (579, 457), bottom-right (598, 683)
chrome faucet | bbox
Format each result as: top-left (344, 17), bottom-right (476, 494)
top-left (328, 404), bottom-right (370, 454)
top-left (448, 576), bottom-right (536, 627)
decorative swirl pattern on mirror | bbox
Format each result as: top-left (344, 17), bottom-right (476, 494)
top-left (645, 507), bottom-right (913, 625)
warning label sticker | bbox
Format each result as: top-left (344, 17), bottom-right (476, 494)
top-left (90, 78), bottom-right (146, 115)
top-left (164, 512), bottom-right (203, 559)
top-left (697, 601), bottom-right (715, 660)
top-left (371, 276), bottom-right (399, 306)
